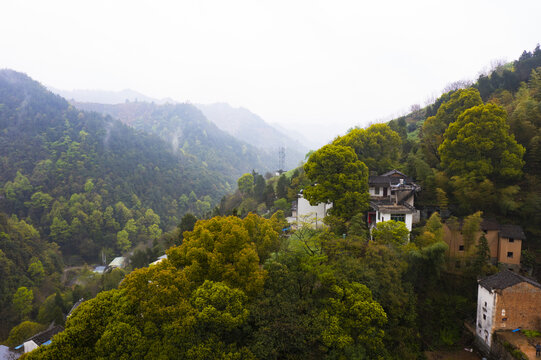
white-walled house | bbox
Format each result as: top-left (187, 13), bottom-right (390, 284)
top-left (287, 170), bottom-right (420, 231)
top-left (288, 193), bottom-right (332, 229)
top-left (367, 170), bottom-right (420, 231)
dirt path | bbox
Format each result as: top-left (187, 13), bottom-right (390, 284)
top-left (61, 266), bottom-right (86, 285)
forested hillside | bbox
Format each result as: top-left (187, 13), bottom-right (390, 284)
top-left (0, 70), bottom-right (236, 338)
top-left (4, 47), bottom-right (541, 359)
top-left (72, 101), bottom-right (278, 180)
top-left (388, 46), bottom-right (541, 245)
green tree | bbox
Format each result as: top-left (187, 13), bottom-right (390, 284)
top-left (319, 282), bottom-right (387, 359)
top-left (178, 213), bottom-right (198, 242)
top-left (28, 258), bottom-right (45, 284)
top-left (12, 286), bottom-right (33, 319)
top-left (84, 178), bottom-right (94, 193)
top-left (5, 321), bottom-right (45, 347)
top-left (148, 223), bottom-right (162, 241)
top-left (462, 211), bottom-right (483, 252)
top-left (167, 215), bottom-right (267, 296)
top-left (116, 230), bottom-right (131, 253)
top-left (275, 174), bottom-right (289, 199)
top-left (422, 88), bottom-right (483, 166)
top-left (191, 280), bottom-right (249, 334)
top-left (303, 144), bottom-right (369, 221)
top-left (470, 234), bottom-right (494, 276)
top-left (333, 123), bottom-right (402, 173)
top-left (237, 173), bottom-right (254, 197)
top-left (415, 212), bottom-right (443, 248)
top-left (49, 216), bottom-right (71, 246)
top-left (273, 198), bottom-right (289, 212)
top-left (371, 220), bottom-right (409, 247)
top-left (253, 172), bottom-right (266, 203)
top-left (439, 103), bottom-right (525, 183)
top-left (242, 213), bottom-right (281, 262)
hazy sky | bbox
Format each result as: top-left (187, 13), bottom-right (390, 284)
top-left (2, 0), bottom-right (541, 147)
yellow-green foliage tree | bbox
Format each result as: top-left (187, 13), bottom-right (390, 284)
top-left (371, 220), bottom-right (409, 247)
top-left (5, 321), bottom-right (45, 347)
top-left (333, 123), bottom-right (402, 173)
top-left (303, 144), bottom-right (369, 221)
top-left (439, 104), bottom-right (525, 183)
top-left (24, 215), bottom-right (278, 360)
top-left (167, 216), bottom-right (267, 296)
top-left (415, 212), bottom-right (443, 248)
top-left (438, 103), bottom-right (525, 213)
top-left (319, 282), bottom-right (387, 359)
top-left (422, 88), bottom-right (483, 167)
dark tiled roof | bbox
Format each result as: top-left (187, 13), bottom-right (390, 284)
top-left (478, 270), bottom-right (541, 291)
top-left (499, 225), bottom-right (526, 240)
top-left (369, 176), bottom-right (415, 186)
top-left (26, 325), bottom-right (64, 346)
top-left (481, 219), bottom-right (500, 231)
top-left (380, 169), bottom-right (407, 177)
top-left (369, 170), bottom-right (420, 191)
top-left (370, 200), bottom-right (416, 214)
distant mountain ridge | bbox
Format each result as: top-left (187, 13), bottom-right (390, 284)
top-left (50, 88), bottom-right (309, 169)
top-left (196, 103), bottom-right (309, 169)
top-left (0, 69), bottom-right (232, 244)
top-left (49, 87), bottom-right (176, 105)
top-left (71, 101), bottom-right (276, 179)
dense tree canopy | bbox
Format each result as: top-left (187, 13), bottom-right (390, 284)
top-left (421, 88), bottom-right (483, 167)
top-left (333, 123), bottom-right (402, 174)
top-left (439, 103), bottom-right (525, 183)
top-left (303, 144), bottom-right (369, 221)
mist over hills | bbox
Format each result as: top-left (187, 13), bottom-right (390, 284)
top-left (71, 101), bottom-right (277, 179)
top-left (0, 70), bottom-right (230, 225)
top-left (49, 87), bottom-right (176, 105)
top-left (196, 102), bottom-right (309, 169)
top-left (49, 88), bottom-right (310, 169)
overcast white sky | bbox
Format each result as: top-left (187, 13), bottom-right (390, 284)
top-left (2, 0), bottom-right (541, 146)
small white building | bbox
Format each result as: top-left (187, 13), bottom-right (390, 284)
top-left (288, 193), bottom-right (332, 229)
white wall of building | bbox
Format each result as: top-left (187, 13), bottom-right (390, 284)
top-left (296, 196), bottom-right (331, 228)
top-left (369, 186), bottom-right (388, 197)
top-left (476, 285), bottom-right (495, 348)
top-left (375, 211), bottom-right (413, 231)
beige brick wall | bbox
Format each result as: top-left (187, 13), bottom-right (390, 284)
top-left (497, 238), bottom-right (522, 265)
top-left (442, 225), bottom-right (521, 266)
top-left (493, 282), bottom-right (541, 331)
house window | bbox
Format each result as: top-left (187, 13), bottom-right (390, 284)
top-left (508, 238), bottom-right (514, 243)
top-left (459, 245), bottom-right (464, 251)
top-left (375, 186), bottom-right (380, 195)
top-left (507, 252), bottom-right (513, 258)
top-left (377, 212), bottom-right (380, 221)
top-left (391, 214), bottom-right (405, 223)
top-left (501, 309), bottom-right (505, 316)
